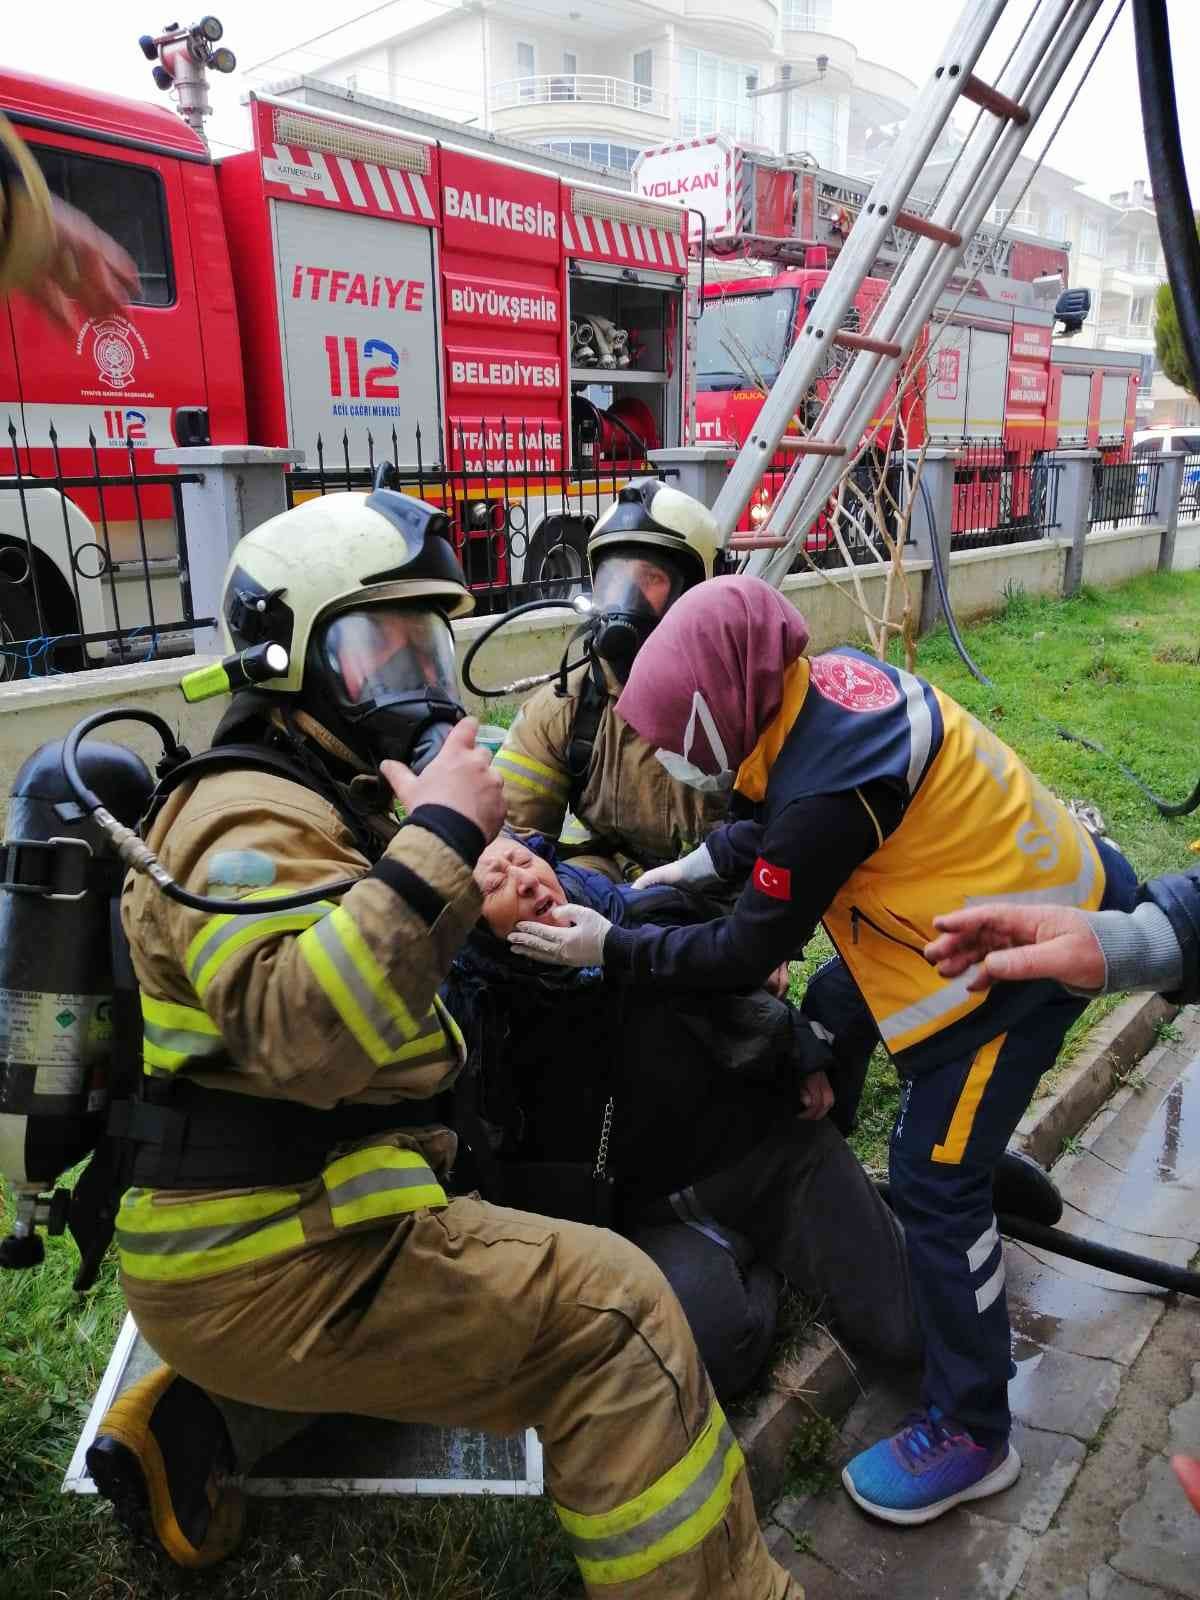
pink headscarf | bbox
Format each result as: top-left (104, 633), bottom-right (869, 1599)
top-left (616, 576), bottom-right (811, 774)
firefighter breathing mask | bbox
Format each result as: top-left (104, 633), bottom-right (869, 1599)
top-left (310, 603), bottom-right (464, 774)
top-left (653, 690), bottom-right (736, 795)
top-left (587, 551), bottom-right (689, 684)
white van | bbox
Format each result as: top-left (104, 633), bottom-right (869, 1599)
top-left (1133, 427), bottom-right (1200, 516)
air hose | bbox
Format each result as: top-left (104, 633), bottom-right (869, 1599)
top-left (62, 709), bottom-right (359, 913)
top-left (461, 596), bottom-right (593, 699)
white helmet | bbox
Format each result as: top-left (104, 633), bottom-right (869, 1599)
top-left (221, 489), bottom-right (473, 696)
top-left (221, 488), bottom-right (473, 772)
top-left (588, 477), bottom-right (720, 588)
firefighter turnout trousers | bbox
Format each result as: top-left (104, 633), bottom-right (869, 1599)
top-left (124, 1200), bottom-right (799, 1599)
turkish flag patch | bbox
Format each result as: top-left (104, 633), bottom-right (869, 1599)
top-left (752, 857), bottom-right (792, 901)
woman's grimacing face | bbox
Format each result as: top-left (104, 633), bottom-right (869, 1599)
top-left (475, 837), bottom-right (567, 938)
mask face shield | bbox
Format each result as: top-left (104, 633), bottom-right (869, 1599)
top-left (313, 604), bottom-right (464, 773)
top-left (588, 553), bottom-right (688, 682)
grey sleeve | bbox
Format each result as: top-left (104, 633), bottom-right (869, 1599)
top-left (1081, 903), bottom-right (1185, 996)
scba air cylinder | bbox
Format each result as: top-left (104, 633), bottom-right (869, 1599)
top-left (0, 740), bottom-right (152, 1225)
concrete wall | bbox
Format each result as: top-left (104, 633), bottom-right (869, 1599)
top-left (946, 539), bottom-right (1066, 620)
top-left (779, 558), bottom-right (929, 650)
top-left (1079, 526), bottom-right (1164, 589)
top-left (1, 523), bottom-right (1193, 797)
top-left (0, 660), bottom-right (226, 805)
top-left (1169, 519), bottom-right (1200, 571)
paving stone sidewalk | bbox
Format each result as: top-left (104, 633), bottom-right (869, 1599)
top-left (766, 1008), bottom-right (1200, 1600)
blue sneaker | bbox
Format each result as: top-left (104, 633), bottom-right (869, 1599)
top-left (842, 1408), bottom-right (1021, 1526)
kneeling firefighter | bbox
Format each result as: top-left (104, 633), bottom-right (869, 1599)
top-left (11, 486), bottom-right (795, 1595)
top-left (490, 477), bottom-right (729, 878)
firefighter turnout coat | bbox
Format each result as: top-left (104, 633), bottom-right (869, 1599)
top-left (495, 663), bottom-right (726, 875)
top-left (117, 763), bottom-right (797, 1600)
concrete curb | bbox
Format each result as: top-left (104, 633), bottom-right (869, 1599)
top-left (737, 990), bottom-right (1179, 1507)
top-left (1014, 991), bottom-right (1180, 1168)
top-left (733, 1338), bottom-right (863, 1510)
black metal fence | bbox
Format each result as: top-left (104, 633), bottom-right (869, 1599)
top-left (0, 420), bottom-right (210, 680)
top-left (1090, 457), bottom-right (1161, 529)
top-left (950, 446), bottom-right (1062, 552)
top-left (1180, 454), bottom-right (1200, 521)
top-left (286, 423), bottom-right (653, 612)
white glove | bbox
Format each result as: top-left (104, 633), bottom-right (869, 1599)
top-left (632, 842), bottom-right (719, 892)
top-left (508, 904), bottom-right (612, 968)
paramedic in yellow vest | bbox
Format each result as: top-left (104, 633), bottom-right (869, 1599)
top-left (509, 576), bottom-right (1140, 1531)
top-left (89, 496), bottom-right (798, 1598)
top-left (494, 478), bottom-right (727, 879)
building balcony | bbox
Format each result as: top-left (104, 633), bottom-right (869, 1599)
top-left (1096, 319), bottom-right (1155, 349)
top-left (489, 75), bottom-right (672, 142)
top-left (1103, 263), bottom-right (1163, 294)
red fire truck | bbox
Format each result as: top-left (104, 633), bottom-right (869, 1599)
top-left (636, 134), bottom-right (1141, 539)
top-left (0, 63), bottom-right (693, 661)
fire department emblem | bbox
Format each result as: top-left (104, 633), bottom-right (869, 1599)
top-left (810, 653), bottom-right (900, 713)
top-left (92, 320), bottom-right (137, 389)
top-left (75, 316), bottom-right (149, 391)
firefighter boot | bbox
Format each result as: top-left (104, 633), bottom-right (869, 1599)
top-left (86, 1364), bottom-right (244, 1568)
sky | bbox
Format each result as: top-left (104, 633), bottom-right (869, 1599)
top-left (4, 0), bottom-right (1198, 199)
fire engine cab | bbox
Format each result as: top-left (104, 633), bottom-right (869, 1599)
top-left (635, 132), bottom-right (1140, 538)
top-left (0, 62), bottom-right (692, 660)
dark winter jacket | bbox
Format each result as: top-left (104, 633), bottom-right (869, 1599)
top-left (1142, 865), bottom-right (1200, 1004)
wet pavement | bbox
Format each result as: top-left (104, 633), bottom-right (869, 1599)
top-left (768, 1006), bottom-right (1200, 1600)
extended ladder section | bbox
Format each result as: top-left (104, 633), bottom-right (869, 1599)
top-left (712, 0), bottom-right (1109, 584)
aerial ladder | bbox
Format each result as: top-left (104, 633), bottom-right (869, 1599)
top-left (710, 0), bottom-right (1115, 582)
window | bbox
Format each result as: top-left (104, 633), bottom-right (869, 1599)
top-left (633, 48), bottom-right (653, 108)
top-left (789, 92), bottom-right (839, 167)
top-left (517, 40), bottom-right (535, 97)
top-left (1044, 205), bottom-right (1068, 239)
top-left (1134, 237), bottom-right (1158, 272)
top-left (540, 140), bottom-right (641, 173)
top-left (1081, 217), bottom-right (1107, 255)
top-left (679, 46), bottom-right (759, 140)
top-left (1129, 295), bottom-right (1152, 328)
top-left (1134, 436), bottom-right (1162, 455)
top-left (1177, 432), bottom-right (1200, 453)
top-left (782, 0), bottom-right (833, 27)
top-left (696, 290), bottom-right (796, 390)
top-left (32, 146), bottom-right (172, 306)
top-left (551, 52), bottom-right (578, 101)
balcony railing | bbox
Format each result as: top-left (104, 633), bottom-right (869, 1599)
top-left (490, 74), bottom-right (670, 118)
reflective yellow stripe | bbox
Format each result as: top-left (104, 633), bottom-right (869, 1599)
top-left (495, 746), bottom-right (569, 793)
top-left (141, 993), bottom-right (226, 1076)
top-left (435, 997), bottom-right (466, 1062)
top-left (323, 1145), bottom-right (446, 1227)
top-left (558, 811), bottom-right (597, 846)
top-left (297, 905), bottom-right (421, 1066)
top-left (118, 1216), bottom-right (307, 1282)
top-left (557, 1400), bottom-right (743, 1585)
top-left (185, 896), bottom-right (335, 998)
top-left (141, 996), bottom-right (221, 1036)
top-left (115, 1186), bottom-right (306, 1282)
top-left (494, 749), bottom-right (569, 801)
top-left (932, 1033), bottom-right (1007, 1165)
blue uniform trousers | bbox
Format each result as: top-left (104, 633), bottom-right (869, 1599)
top-left (887, 989), bottom-right (1087, 1442)
top-left (807, 835), bottom-right (1139, 1442)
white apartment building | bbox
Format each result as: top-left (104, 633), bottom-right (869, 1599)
top-left (973, 165), bottom-right (1193, 426)
top-left (253, 0), bottom-right (917, 182)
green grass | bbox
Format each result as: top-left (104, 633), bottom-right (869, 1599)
top-left (794, 570), bottom-right (1200, 1164)
top-left (0, 1188), bottom-right (580, 1599)
top-left (5, 570), bottom-right (1200, 1596)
